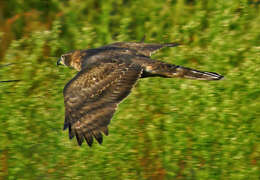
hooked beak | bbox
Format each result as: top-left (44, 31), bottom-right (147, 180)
top-left (57, 58), bottom-right (62, 66)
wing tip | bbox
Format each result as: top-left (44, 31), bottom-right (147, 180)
top-left (101, 127), bottom-right (109, 136)
top-left (84, 133), bottom-right (94, 147)
top-left (94, 134), bottom-right (103, 145)
top-left (164, 42), bottom-right (181, 47)
top-left (75, 132), bottom-right (84, 146)
top-left (66, 125), bottom-right (109, 147)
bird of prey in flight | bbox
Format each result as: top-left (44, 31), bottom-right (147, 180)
top-left (57, 42), bottom-right (223, 147)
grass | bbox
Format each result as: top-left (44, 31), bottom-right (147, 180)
top-left (0, 0), bottom-right (259, 179)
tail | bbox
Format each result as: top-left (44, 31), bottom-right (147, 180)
top-left (172, 66), bottom-right (224, 80)
top-left (142, 61), bottom-right (224, 80)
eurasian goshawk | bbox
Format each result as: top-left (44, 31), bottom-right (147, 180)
top-left (57, 42), bottom-right (223, 147)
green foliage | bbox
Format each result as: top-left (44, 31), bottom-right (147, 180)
top-left (0, 0), bottom-right (259, 179)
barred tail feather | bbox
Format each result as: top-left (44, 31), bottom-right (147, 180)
top-left (143, 61), bottom-right (224, 80)
top-left (174, 66), bottom-right (224, 80)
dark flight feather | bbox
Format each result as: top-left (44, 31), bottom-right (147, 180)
top-left (63, 61), bottom-right (142, 146)
top-left (58, 41), bottom-right (223, 147)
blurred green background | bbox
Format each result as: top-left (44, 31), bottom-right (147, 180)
top-left (0, 0), bottom-right (259, 179)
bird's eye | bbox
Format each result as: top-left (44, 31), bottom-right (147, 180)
top-left (61, 55), bottom-right (65, 59)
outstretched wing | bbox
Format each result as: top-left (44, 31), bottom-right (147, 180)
top-left (104, 42), bottom-right (180, 57)
top-left (63, 61), bottom-right (143, 146)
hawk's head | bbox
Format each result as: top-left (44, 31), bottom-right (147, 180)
top-left (57, 50), bottom-right (82, 71)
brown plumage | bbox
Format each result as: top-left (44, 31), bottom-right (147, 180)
top-left (57, 42), bottom-right (223, 146)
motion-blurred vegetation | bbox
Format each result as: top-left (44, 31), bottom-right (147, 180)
top-left (0, 0), bottom-right (259, 179)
